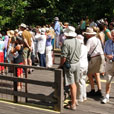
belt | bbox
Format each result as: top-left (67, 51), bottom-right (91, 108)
top-left (91, 55), bottom-right (100, 58)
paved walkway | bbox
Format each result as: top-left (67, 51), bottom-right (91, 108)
top-left (0, 56), bottom-right (114, 114)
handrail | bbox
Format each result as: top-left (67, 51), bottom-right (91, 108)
top-left (0, 62), bottom-right (56, 71)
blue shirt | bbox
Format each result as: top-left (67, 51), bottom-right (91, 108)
top-left (54, 21), bottom-right (60, 35)
top-left (46, 35), bottom-right (52, 46)
top-left (104, 39), bottom-right (114, 60)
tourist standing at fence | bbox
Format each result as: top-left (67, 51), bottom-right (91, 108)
top-left (59, 26), bottom-right (81, 110)
top-left (7, 30), bottom-right (15, 63)
top-left (11, 36), bottom-right (24, 90)
top-left (76, 35), bottom-right (88, 103)
top-left (102, 30), bottom-right (114, 104)
top-left (84, 27), bottom-right (105, 97)
top-left (54, 17), bottom-right (60, 49)
top-left (20, 23), bottom-right (32, 73)
top-left (46, 30), bottom-right (53, 68)
top-left (0, 34), bottom-right (5, 74)
top-left (36, 28), bottom-right (46, 67)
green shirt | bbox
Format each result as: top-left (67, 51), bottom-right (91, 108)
top-left (104, 29), bottom-right (111, 41)
top-left (61, 38), bottom-right (81, 64)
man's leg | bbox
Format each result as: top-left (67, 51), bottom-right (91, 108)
top-left (88, 74), bottom-right (95, 90)
top-left (95, 73), bottom-right (101, 90)
top-left (94, 73), bottom-right (102, 96)
top-left (87, 74), bottom-right (95, 96)
top-left (69, 83), bottom-right (76, 107)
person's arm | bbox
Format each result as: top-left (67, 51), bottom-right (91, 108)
top-left (58, 57), bottom-right (66, 68)
top-left (106, 31), bottom-right (111, 39)
top-left (7, 38), bottom-right (11, 49)
top-left (11, 45), bottom-right (21, 53)
top-left (23, 38), bottom-right (32, 51)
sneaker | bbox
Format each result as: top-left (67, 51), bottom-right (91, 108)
top-left (87, 89), bottom-right (95, 97)
top-left (78, 99), bottom-right (84, 103)
top-left (83, 97), bottom-right (87, 101)
top-left (101, 97), bottom-right (109, 104)
top-left (95, 90), bottom-right (103, 97)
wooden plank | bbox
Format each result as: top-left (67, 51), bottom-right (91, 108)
top-left (0, 88), bottom-right (55, 102)
top-left (0, 75), bottom-right (54, 87)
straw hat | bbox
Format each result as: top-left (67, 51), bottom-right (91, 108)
top-left (20, 23), bottom-right (27, 28)
top-left (83, 27), bottom-right (97, 35)
top-left (7, 30), bottom-right (14, 38)
top-left (63, 26), bottom-right (77, 37)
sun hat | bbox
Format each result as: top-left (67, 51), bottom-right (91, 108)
top-left (54, 17), bottom-right (59, 21)
top-left (83, 27), bottom-right (97, 35)
top-left (63, 26), bottom-right (77, 37)
top-left (41, 28), bottom-right (46, 35)
top-left (7, 30), bottom-right (14, 38)
top-left (76, 35), bottom-right (84, 44)
top-left (20, 23), bottom-right (27, 28)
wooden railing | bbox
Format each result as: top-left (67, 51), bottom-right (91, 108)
top-left (0, 63), bottom-right (63, 112)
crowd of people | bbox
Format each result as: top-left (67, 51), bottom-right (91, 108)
top-left (0, 16), bottom-right (114, 110)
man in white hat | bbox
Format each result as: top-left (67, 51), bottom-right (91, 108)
top-left (20, 23), bottom-right (32, 73)
top-left (59, 26), bottom-right (81, 110)
top-left (84, 27), bottom-right (105, 97)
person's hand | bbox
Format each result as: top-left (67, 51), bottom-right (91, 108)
top-left (29, 47), bottom-right (32, 52)
top-left (107, 55), bottom-right (113, 60)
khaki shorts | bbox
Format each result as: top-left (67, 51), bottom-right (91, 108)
top-left (88, 55), bottom-right (105, 74)
top-left (23, 48), bottom-right (31, 59)
top-left (105, 61), bottom-right (114, 83)
top-left (64, 62), bottom-right (80, 86)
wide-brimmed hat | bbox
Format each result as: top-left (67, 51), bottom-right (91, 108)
top-left (76, 35), bottom-right (84, 44)
top-left (20, 23), bottom-right (26, 28)
top-left (7, 30), bottom-right (14, 38)
top-left (41, 28), bottom-right (46, 35)
top-left (63, 26), bottom-right (77, 37)
top-left (83, 27), bottom-right (97, 35)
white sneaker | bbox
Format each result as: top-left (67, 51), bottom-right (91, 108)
top-left (102, 97), bottom-right (109, 104)
top-left (78, 99), bottom-right (84, 103)
top-left (83, 97), bottom-right (87, 101)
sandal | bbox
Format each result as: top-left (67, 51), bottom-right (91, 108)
top-left (64, 104), bottom-right (76, 110)
top-left (68, 100), bottom-right (79, 106)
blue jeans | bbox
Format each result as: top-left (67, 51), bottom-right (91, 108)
top-left (38, 53), bottom-right (46, 67)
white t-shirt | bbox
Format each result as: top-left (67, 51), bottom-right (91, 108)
top-left (35, 34), bottom-right (46, 54)
top-left (80, 44), bottom-right (88, 69)
top-left (86, 36), bottom-right (104, 57)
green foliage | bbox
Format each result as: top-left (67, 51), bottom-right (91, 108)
top-left (0, 0), bottom-right (114, 30)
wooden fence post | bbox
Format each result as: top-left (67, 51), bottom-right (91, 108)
top-left (54, 69), bottom-right (63, 112)
top-left (13, 66), bottom-right (18, 103)
top-left (25, 68), bottom-right (28, 102)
